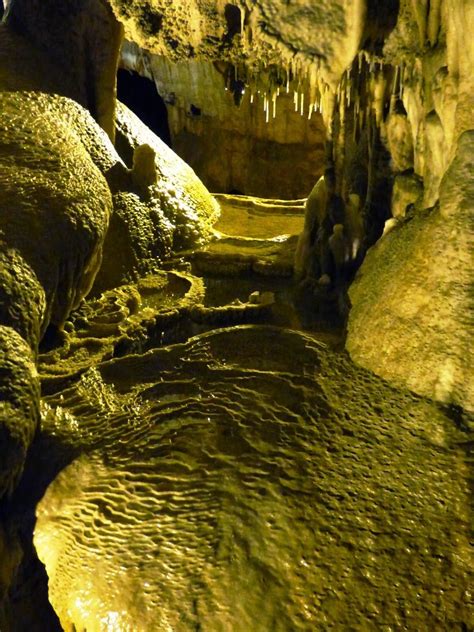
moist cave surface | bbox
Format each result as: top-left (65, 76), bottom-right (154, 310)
top-left (0, 0), bottom-right (473, 630)
top-left (1, 195), bottom-right (472, 632)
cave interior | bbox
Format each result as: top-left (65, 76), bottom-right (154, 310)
top-left (0, 0), bottom-right (473, 630)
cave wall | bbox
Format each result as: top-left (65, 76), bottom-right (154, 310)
top-left (344, 0), bottom-right (474, 411)
top-left (0, 4), bottom-right (219, 502)
top-left (4, 0), bottom-right (123, 139)
top-left (108, 0), bottom-right (366, 88)
top-left (121, 45), bottom-right (326, 198)
top-left (0, 0), bottom-right (471, 461)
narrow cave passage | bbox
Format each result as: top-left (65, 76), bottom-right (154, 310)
top-left (117, 68), bottom-right (172, 148)
top-left (0, 0), bottom-right (472, 627)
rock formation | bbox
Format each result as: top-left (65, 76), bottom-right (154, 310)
top-left (120, 48), bottom-right (327, 198)
top-left (0, 0), bottom-right (472, 629)
top-left (0, 91), bottom-right (113, 496)
top-left (0, 12), bottom-right (219, 497)
top-left (345, 0), bottom-right (474, 411)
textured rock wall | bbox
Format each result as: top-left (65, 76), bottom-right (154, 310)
top-left (93, 101), bottom-right (220, 293)
top-left (0, 90), bottom-right (114, 497)
top-left (4, 0), bottom-right (123, 139)
top-left (345, 0), bottom-right (474, 411)
top-left (121, 47), bottom-right (326, 197)
top-left (109, 0), bottom-right (365, 88)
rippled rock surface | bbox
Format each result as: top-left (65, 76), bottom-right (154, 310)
top-left (35, 326), bottom-right (472, 630)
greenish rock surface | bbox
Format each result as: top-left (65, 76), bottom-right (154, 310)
top-left (0, 327), bottom-right (40, 497)
top-left (115, 102), bottom-right (220, 249)
top-left (347, 131), bottom-right (474, 412)
top-left (0, 91), bottom-right (113, 330)
top-left (35, 326), bottom-right (472, 631)
top-left (0, 90), bottom-right (113, 497)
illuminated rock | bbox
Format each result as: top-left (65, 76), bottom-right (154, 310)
top-left (115, 101), bottom-right (220, 249)
top-left (120, 51), bottom-right (327, 198)
top-left (5, 0), bottom-right (123, 139)
top-left (0, 327), bottom-right (39, 497)
top-left (35, 326), bottom-right (472, 630)
top-left (347, 131), bottom-right (474, 411)
top-left (0, 91), bottom-right (113, 496)
top-left (110, 0), bottom-right (365, 86)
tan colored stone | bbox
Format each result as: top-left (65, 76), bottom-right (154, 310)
top-left (5, 0), bottom-right (123, 139)
top-left (347, 131), bottom-right (474, 411)
top-left (392, 173), bottom-right (423, 219)
top-left (120, 51), bottom-right (326, 198)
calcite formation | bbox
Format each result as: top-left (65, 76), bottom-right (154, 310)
top-left (347, 131), bottom-right (474, 412)
top-left (108, 0), bottom-right (474, 410)
top-left (110, 0), bottom-right (366, 86)
top-left (115, 101), bottom-right (220, 250)
top-left (94, 101), bottom-right (220, 293)
top-left (0, 91), bottom-right (113, 496)
top-left (0, 12), bottom-right (218, 496)
top-left (0, 0), bottom-right (472, 629)
top-left (35, 326), bottom-right (472, 631)
top-left (120, 49), bottom-right (327, 198)
top-left (4, 0), bottom-right (123, 139)
top-left (0, 40), bottom-right (219, 497)
top-left (0, 327), bottom-right (39, 497)
top-left (344, 0), bottom-right (474, 409)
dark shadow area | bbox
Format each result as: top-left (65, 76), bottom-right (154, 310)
top-left (363, 0), bottom-right (400, 53)
top-left (0, 432), bottom-right (79, 632)
top-left (117, 68), bottom-right (172, 147)
top-left (190, 103), bottom-right (201, 117)
top-left (223, 4), bottom-right (242, 44)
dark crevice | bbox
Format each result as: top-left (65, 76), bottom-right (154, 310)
top-left (223, 4), bottom-right (242, 44)
top-left (190, 104), bottom-right (201, 117)
top-left (117, 68), bottom-right (172, 147)
top-left (362, 0), bottom-right (400, 53)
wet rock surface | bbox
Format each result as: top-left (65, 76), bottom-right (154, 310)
top-left (347, 132), bottom-right (474, 412)
top-left (115, 102), bottom-right (220, 250)
top-left (0, 189), bottom-right (470, 630)
top-left (34, 325), bottom-right (472, 631)
top-left (0, 91), bottom-right (113, 499)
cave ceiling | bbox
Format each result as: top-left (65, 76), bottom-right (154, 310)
top-left (109, 0), bottom-right (367, 87)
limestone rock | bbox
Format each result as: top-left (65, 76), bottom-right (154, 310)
top-left (294, 175), bottom-right (330, 280)
top-left (423, 110), bottom-right (447, 207)
top-left (0, 91), bottom-right (112, 330)
top-left (5, 0), bottom-right (123, 139)
top-left (386, 109), bottom-right (414, 172)
top-left (131, 143), bottom-right (158, 191)
top-left (111, 0), bottom-right (365, 86)
top-left (121, 51), bottom-right (327, 198)
top-left (0, 249), bottom-right (46, 352)
top-left (0, 326), bottom-right (39, 498)
top-left (391, 173), bottom-right (423, 219)
top-left (92, 191), bottom-right (174, 294)
top-left (0, 91), bottom-right (113, 496)
top-left (35, 326), bottom-right (472, 630)
top-left (115, 101), bottom-right (220, 248)
top-left (347, 131), bottom-right (474, 411)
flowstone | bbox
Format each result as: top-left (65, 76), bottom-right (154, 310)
top-left (0, 91), bottom-right (113, 498)
top-left (35, 326), bottom-right (472, 631)
top-left (115, 102), bottom-right (220, 249)
top-left (347, 131), bottom-right (474, 412)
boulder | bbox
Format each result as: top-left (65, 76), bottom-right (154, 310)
top-left (0, 91), bottom-right (113, 496)
top-left (115, 101), bottom-right (220, 249)
top-left (347, 131), bottom-right (474, 412)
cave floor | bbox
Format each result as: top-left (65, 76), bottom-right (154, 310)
top-left (1, 194), bottom-right (472, 631)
